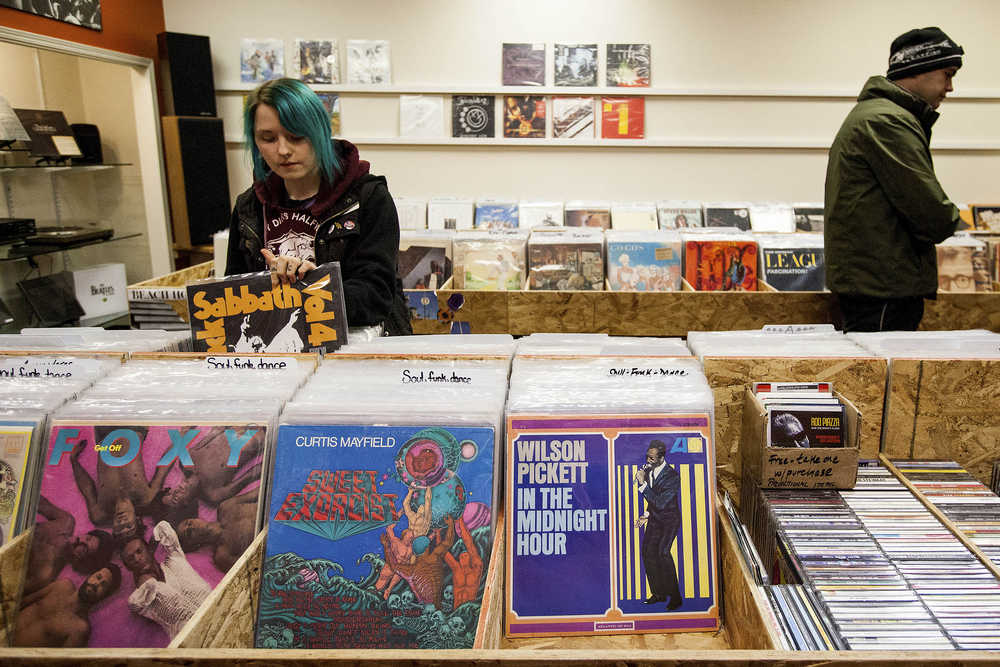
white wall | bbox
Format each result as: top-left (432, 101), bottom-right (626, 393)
top-left (164, 0), bottom-right (1000, 206)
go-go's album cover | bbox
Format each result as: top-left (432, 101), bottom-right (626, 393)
top-left (257, 423), bottom-right (496, 649)
top-left (505, 413), bottom-right (718, 637)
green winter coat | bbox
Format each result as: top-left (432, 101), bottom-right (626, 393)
top-left (824, 75), bottom-right (959, 298)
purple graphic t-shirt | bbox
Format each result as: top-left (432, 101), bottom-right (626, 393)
top-left (263, 198), bottom-right (319, 263)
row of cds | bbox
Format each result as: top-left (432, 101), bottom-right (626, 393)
top-left (392, 199), bottom-right (823, 233)
top-left (746, 463), bottom-right (1000, 651)
top-left (895, 461), bottom-right (1000, 569)
top-left (401, 227), bottom-right (823, 293)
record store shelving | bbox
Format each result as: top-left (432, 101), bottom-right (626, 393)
top-left (217, 84), bottom-right (1000, 151)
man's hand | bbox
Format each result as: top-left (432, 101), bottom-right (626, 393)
top-left (261, 249), bottom-right (317, 288)
top-left (633, 468), bottom-right (647, 485)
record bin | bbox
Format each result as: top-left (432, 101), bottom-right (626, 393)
top-left (409, 287), bottom-right (1000, 336)
top-left (0, 496), bottom-right (791, 662)
top-left (701, 355), bottom-right (887, 502)
top-left (882, 357), bottom-right (1000, 487)
top-left (126, 261), bottom-right (214, 326)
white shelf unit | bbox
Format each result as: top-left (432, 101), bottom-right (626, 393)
top-left (218, 84), bottom-right (1000, 152)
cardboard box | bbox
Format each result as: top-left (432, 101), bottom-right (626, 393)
top-left (739, 388), bottom-right (860, 490)
top-left (72, 262), bottom-right (127, 322)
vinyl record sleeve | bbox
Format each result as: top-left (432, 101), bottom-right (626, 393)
top-left (240, 38), bottom-right (285, 83)
top-left (502, 43), bottom-right (545, 86)
top-left (452, 95), bottom-right (495, 139)
top-left (16, 420), bottom-right (267, 647)
top-left (503, 95), bottom-right (545, 138)
top-left (527, 231), bottom-right (604, 291)
top-left (552, 97), bottom-right (594, 139)
top-left (292, 39), bottom-right (338, 84)
top-left (606, 235), bottom-right (682, 292)
top-left (606, 43), bottom-right (650, 87)
top-left (760, 247), bottom-right (826, 291)
top-left (257, 423), bottom-right (496, 649)
top-left (398, 234), bottom-right (452, 290)
top-left (683, 239), bottom-right (758, 291)
top-left (601, 97), bottom-right (644, 139)
top-left (346, 40), bottom-right (391, 84)
top-left (0, 419), bottom-right (40, 545)
top-left (553, 44), bottom-right (598, 87)
top-left (187, 263), bottom-right (347, 354)
top-left (505, 413), bottom-right (718, 637)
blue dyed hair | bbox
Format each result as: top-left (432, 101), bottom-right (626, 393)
top-left (243, 78), bottom-right (339, 184)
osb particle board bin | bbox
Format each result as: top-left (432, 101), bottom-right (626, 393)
top-left (126, 261), bottom-right (214, 324)
top-left (410, 288), bottom-right (837, 337)
top-left (0, 501), bottom-right (798, 664)
top-left (702, 355), bottom-right (887, 501)
top-left (413, 289), bottom-right (1000, 337)
top-left (882, 357), bottom-right (1000, 486)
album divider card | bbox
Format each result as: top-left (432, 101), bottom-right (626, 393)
top-left (505, 413), bottom-right (718, 637)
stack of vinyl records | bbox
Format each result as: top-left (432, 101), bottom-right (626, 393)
top-left (0, 327), bottom-right (191, 352)
top-left (686, 328), bottom-right (870, 361)
top-left (11, 355), bottom-right (305, 648)
top-left (515, 332), bottom-right (692, 357)
top-left (337, 332), bottom-right (515, 356)
top-left (847, 329), bottom-right (1000, 359)
top-left (505, 353), bottom-right (720, 637)
top-left (0, 354), bottom-right (120, 546)
top-left (255, 348), bottom-right (510, 649)
top-left (759, 463), bottom-right (1000, 650)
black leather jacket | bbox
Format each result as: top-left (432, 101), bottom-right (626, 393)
top-left (225, 172), bottom-right (411, 335)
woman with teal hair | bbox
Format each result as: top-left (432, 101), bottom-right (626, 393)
top-left (225, 77), bottom-right (411, 335)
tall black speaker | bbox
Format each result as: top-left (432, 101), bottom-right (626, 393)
top-left (157, 32), bottom-right (217, 117)
top-left (161, 116), bottom-right (230, 248)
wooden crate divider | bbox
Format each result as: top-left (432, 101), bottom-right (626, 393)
top-left (0, 531), bottom-right (29, 647)
top-left (882, 358), bottom-right (1000, 486)
top-left (170, 529), bottom-right (267, 649)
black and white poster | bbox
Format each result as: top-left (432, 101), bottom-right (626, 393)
top-left (0, 0), bottom-right (102, 31)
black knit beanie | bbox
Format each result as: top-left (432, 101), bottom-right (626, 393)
top-left (887, 27), bottom-right (963, 80)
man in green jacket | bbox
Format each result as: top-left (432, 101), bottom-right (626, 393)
top-left (825, 27), bottom-right (963, 331)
